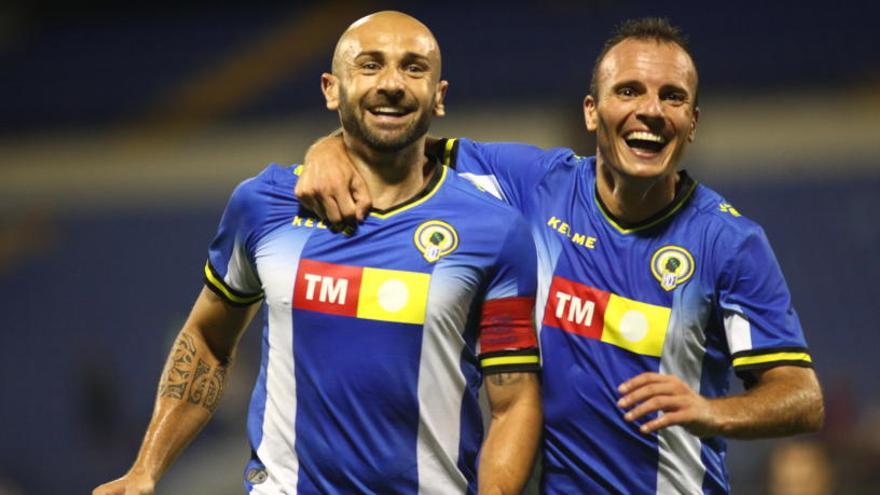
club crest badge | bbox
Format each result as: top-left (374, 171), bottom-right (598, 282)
top-left (414, 220), bottom-right (459, 263)
top-left (650, 245), bottom-right (695, 291)
top-left (246, 467), bottom-right (268, 484)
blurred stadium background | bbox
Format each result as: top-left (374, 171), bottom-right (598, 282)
top-left (1, 1), bottom-right (878, 493)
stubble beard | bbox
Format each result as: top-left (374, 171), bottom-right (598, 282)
top-left (338, 86), bottom-right (433, 153)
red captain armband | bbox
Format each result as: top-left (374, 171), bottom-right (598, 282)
top-left (479, 297), bottom-right (538, 353)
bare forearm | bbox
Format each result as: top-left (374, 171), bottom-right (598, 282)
top-left (129, 328), bottom-right (232, 480)
top-left (93, 289), bottom-right (255, 494)
top-left (479, 373), bottom-right (542, 495)
top-left (710, 368), bottom-right (823, 439)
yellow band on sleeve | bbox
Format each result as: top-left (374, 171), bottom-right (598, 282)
top-left (481, 355), bottom-right (540, 368)
top-left (204, 261), bottom-right (263, 305)
top-left (732, 351), bottom-right (812, 368)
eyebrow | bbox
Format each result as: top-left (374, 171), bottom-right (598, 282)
top-left (353, 50), bottom-right (385, 61)
top-left (659, 83), bottom-right (691, 96)
top-left (353, 51), bottom-right (433, 65)
top-left (611, 80), bottom-right (691, 95)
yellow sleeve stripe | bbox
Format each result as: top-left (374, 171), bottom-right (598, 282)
top-left (203, 262), bottom-right (263, 305)
top-left (443, 138), bottom-right (457, 167)
top-left (732, 352), bottom-right (812, 368)
top-left (481, 355), bottom-right (540, 368)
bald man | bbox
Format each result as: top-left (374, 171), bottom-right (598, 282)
top-left (93, 12), bottom-right (542, 495)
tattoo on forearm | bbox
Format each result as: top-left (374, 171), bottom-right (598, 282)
top-left (158, 333), bottom-right (227, 412)
top-left (159, 333), bottom-right (196, 400)
top-left (204, 367), bottom-right (226, 411)
top-left (187, 359), bottom-right (210, 405)
top-left (488, 372), bottom-right (526, 387)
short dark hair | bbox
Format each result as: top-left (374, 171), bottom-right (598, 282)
top-left (589, 17), bottom-right (698, 102)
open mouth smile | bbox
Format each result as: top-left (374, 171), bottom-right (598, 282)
top-left (368, 106), bottom-right (413, 118)
top-left (624, 130), bottom-right (667, 154)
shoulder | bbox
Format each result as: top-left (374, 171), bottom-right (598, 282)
top-left (683, 181), bottom-right (772, 271)
top-left (245, 162), bottom-right (298, 190)
top-left (442, 166), bottom-right (528, 219)
top-left (454, 137), bottom-right (583, 170)
top-left (230, 163), bottom-right (297, 203)
top-left (221, 163), bottom-right (299, 232)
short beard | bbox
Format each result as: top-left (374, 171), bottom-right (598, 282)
top-left (338, 86), bottom-right (433, 153)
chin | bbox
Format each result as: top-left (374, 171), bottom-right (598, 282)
top-left (611, 159), bottom-right (670, 180)
top-left (364, 131), bottom-right (420, 152)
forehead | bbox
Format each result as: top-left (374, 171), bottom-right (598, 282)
top-left (597, 39), bottom-right (697, 92)
top-left (339, 22), bottom-right (439, 62)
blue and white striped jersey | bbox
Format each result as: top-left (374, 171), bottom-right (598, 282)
top-left (204, 163), bottom-right (539, 494)
top-left (440, 138), bottom-right (812, 494)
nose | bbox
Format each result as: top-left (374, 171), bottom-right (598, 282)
top-left (376, 67), bottom-right (405, 99)
top-left (636, 93), bottom-right (664, 117)
top-left (636, 94), bottom-right (665, 130)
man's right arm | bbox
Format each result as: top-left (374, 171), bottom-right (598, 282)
top-left (93, 287), bottom-right (259, 495)
top-left (296, 133), bottom-right (561, 226)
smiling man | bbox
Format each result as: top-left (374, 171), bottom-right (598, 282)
top-left (93, 11), bottom-right (541, 495)
top-left (297, 17), bottom-right (824, 494)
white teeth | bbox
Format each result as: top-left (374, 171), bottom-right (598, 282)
top-left (625, 131), bottom-right (665, 143)
top-left (373, 107), bottom-right (404, 115)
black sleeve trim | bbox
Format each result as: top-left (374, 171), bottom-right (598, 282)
top-left (203, 260), bottom-right (264, 307)
top-left (479, 347), bottom-right (541, 374)
top-left (735, 360), bottom-right (814, 389)
top-left (730, 346), bottom-right (810, 359)
top-left (482, 363), bottom-right (541, 375)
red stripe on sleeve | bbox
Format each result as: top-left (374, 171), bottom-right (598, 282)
top-left (479, 297), bottom-right (537, 353)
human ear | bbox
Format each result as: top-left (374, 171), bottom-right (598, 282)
top-left (433, 80), bottom-right (449, 117)
top-left (321, 73), bottom-right (340, 111)
top-left (688, 106), bottom-right (700, 142)
top-left (584, 94), bottom-right (598, 132)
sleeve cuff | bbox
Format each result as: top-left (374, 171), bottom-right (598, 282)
top-left (731, 347), bottom-right (812, 385)
top-left (203, 260), bottom-right (264, 307)
top-left (479, 348), bottom-right (541, 375)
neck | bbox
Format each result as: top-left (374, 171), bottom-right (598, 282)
top-left (595, 158), bottom-right (679, 225)
top-left (343, 134), bottom-right (434, 211)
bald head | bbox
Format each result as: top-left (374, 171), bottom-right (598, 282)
top-left (331, 11), bottom-right (442, 79)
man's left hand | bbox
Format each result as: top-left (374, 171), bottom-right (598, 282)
top-left (617, 372), bottom-right (718, 436)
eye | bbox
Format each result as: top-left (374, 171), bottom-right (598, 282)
top-left (404, 64), bottom-right (427, 75)
top-left (664, 92), bottom-right (687, 103)
top-left (616, 86), bottom-right (637, 98)
top-left (361, 61), bottom-right (381, 72)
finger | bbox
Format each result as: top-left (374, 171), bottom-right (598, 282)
top-left (308, 201), bottom-right (329, 226)
top-left (618, 372), bottom-right (666, 393)
top-left (322, 196), bottom-right (344, 225)
top-left (618, 382), bottom-right (679, 408)
top-left (639, 410), bottom-right (688, 434)
top-left (334, 183), bottom-right (360, 226)
top-left (350, 172), bottom-right (372, 222)
top-left (624, 395), bottom-right (683, 422)
top-left (295, 181), bottom-right (318, 212)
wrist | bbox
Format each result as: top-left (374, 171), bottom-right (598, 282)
top-left (703, 398), bottom-right (735, 437)
top-left (126, 464), bottom-right (159, 486)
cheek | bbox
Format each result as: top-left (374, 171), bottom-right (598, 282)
top-left (596, 109), bottom-right (625, 137)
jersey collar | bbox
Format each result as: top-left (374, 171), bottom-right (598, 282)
top-left (594, 170), bottom-right (697, 234)
top-left (370, 161), bottom-right (447, 219)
